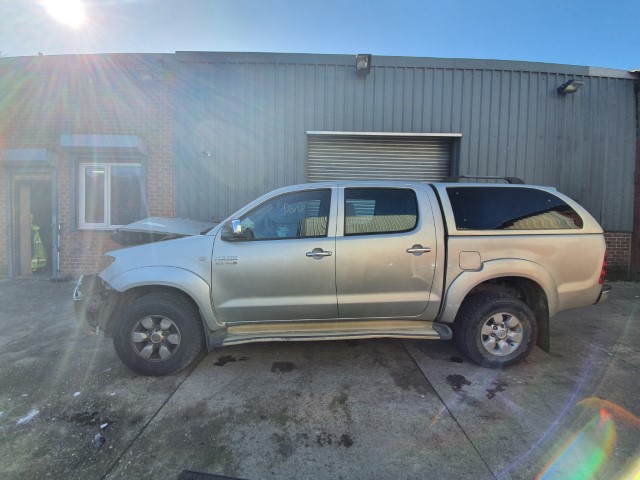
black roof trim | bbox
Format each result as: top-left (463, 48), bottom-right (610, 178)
top-left (443, 175), bottom-right (525, 184)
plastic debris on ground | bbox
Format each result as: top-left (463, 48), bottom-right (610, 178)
top-left (93, 432), bottom-right (106, 448)
top-left (16, 409), bottom-right (40, 425)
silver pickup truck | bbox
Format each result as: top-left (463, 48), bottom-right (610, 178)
top-left (74, 180), bottom-right (610, 376)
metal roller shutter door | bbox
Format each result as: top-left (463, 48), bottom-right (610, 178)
top-left (307, 133), bottom-right (453, 182)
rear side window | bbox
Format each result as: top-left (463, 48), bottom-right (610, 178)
top-left (345, 188), bottom-right (418, 235)
top-left (447, 187), bottom-right (583, 230)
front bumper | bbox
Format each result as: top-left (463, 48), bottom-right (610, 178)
top-left (73, 274), bottom-right (114, 335)
top-left (595, 284), bottom-right (612, 304)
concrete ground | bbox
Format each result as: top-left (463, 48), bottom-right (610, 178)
top-left (0, 279), bottom-right (638, 480)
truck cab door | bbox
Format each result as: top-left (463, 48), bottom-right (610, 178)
top-left (335, 186), bottom-right (438, 319)
top-left (211, 188), bottom-right (338, 323)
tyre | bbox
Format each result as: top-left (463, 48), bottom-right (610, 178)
top-left (453, 292), bottom-right (537, 368)
top-left (113, 292), bottom-right (206, 376)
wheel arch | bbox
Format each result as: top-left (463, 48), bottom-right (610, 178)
top-left (100, 266), bottom-right (223, 337)
top-left (437, 260), bottom-right (557, 352)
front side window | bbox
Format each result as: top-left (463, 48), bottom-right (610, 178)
top-left (447, 187), bottom-right (583, 230)
top-left (344, 188), bottom-right (418, 235)
top-left (238, 189), bottom-right (331, 240)
top-left (79, 163), bottom-right (144, 229)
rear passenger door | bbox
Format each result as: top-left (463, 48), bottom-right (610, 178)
top-left (335, 186), bottom-right (438, 319)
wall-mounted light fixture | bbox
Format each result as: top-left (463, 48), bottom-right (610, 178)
top-left (557, 79), bottom-right (585, 94)
top-left (355, 54), bottom-right (372, 76)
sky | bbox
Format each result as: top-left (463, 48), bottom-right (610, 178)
top-left (0, 0), bottom-right (638, 70)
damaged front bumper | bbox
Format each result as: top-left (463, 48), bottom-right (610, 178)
top-left (73, 274), bottom-right (116, 336)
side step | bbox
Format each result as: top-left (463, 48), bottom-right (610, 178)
top-left (208, 320), bottom-right (452, 348)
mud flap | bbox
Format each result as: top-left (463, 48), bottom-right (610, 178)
top-left (534, 299), bottom-right (550, 353)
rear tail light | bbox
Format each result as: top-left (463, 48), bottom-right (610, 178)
top-left (599, 250), bottom-right (607, 285)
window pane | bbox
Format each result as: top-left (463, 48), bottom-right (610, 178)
top-left (447, 187), bottom-right (583, 230)
top-left (345, 188), bottom-right (418, 235)
top-left (110, 166), bottom-right (143, 226)
top-left (240, 190), bottom-right (331, 240)
top-left (84, 167), bottom-right (105, 224)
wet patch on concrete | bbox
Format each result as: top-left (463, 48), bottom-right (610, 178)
top-left (270, 430), bottom-right (353, 458)
top-left (315, 430), bottom-right (354, 448)
top-left (214, 355), bottom-right (238, 366)
top-left (339, 433), bottom-right (354, 448)
top-left (389, 366), bottom-right (431, 395)
top-left (272, 432), bottom-right (296, 458)
top-left (159, 406), bottom-right (243, 476)
top-left (201, 444), bottom-right (240, 477)
top-left (59, 410), bottom-right (104, 427)
top-left (374, 352), bottom-right (432, 395)
top-left (128, 413), bottom-right (144, 425)
top-left (180, 400), bottom-right (210, 421)
top-left (271, 362), bottom-right (296, 373)
top-left (271, 407), bottom-right (303, 429)
top-left (328, 389), bottom-right (352, 423)
top-left (40, 402), bottom-right (118, 430)
top-left (212, 355), bottom-right (248, 367)
top-left (446, 374), bottom-right (471, 392)
top-left (486, 380), bottom-right (507, 399)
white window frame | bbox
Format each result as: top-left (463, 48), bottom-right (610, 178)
top-left (78, 162), bottom-right (143, 230)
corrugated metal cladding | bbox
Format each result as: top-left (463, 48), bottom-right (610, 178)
top-left (174, 52), bottom-right (637, 230)
top-left (307, 134), bottom-right (453, 182)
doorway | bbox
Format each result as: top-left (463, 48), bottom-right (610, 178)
top-left (11, 176), bottom-right (53, 278)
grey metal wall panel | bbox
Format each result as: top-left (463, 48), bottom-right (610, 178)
top-left (174, 53), bottom-right (636, 230)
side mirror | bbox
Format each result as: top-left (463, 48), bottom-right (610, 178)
top-left (231, 219), bottom-right (243, 234)
top-left (221, 219), bottom-right (252, 241)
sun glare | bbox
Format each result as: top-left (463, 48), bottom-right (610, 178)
top-left (42, 0), bottom-right (86, 28)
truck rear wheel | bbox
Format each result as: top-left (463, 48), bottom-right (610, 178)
top-left (454, 292), bottom-right (537, 368)
top-left (113, 292), bottom-right (205, 376)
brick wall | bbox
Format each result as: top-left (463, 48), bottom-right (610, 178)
top-left (0, 54), bottom-right (175, 278)
top-left (604, 232), bottom-right (631, 277)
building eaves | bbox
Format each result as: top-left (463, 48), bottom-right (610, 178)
top-left (175, 51), bottom-right (636, 80)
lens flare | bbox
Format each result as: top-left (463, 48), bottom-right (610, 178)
top-left (618, 454), bottom-right (640, 480)
top-left (578, 397), bottom-right (640, 429)
top-left (536, 408), bottom-right (617, 480)
top-left (42, 0), bottom-right (86, 28)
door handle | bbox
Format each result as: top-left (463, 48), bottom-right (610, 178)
top-left (306, 248), bottom-right (333, 258)
top-left (406, 245), bottom-right (432, 255)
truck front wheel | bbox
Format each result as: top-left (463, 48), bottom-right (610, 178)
top-left (113, 292), bottom-right (205, 376)
top-left (454, 292), bottom-right (537, 368)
